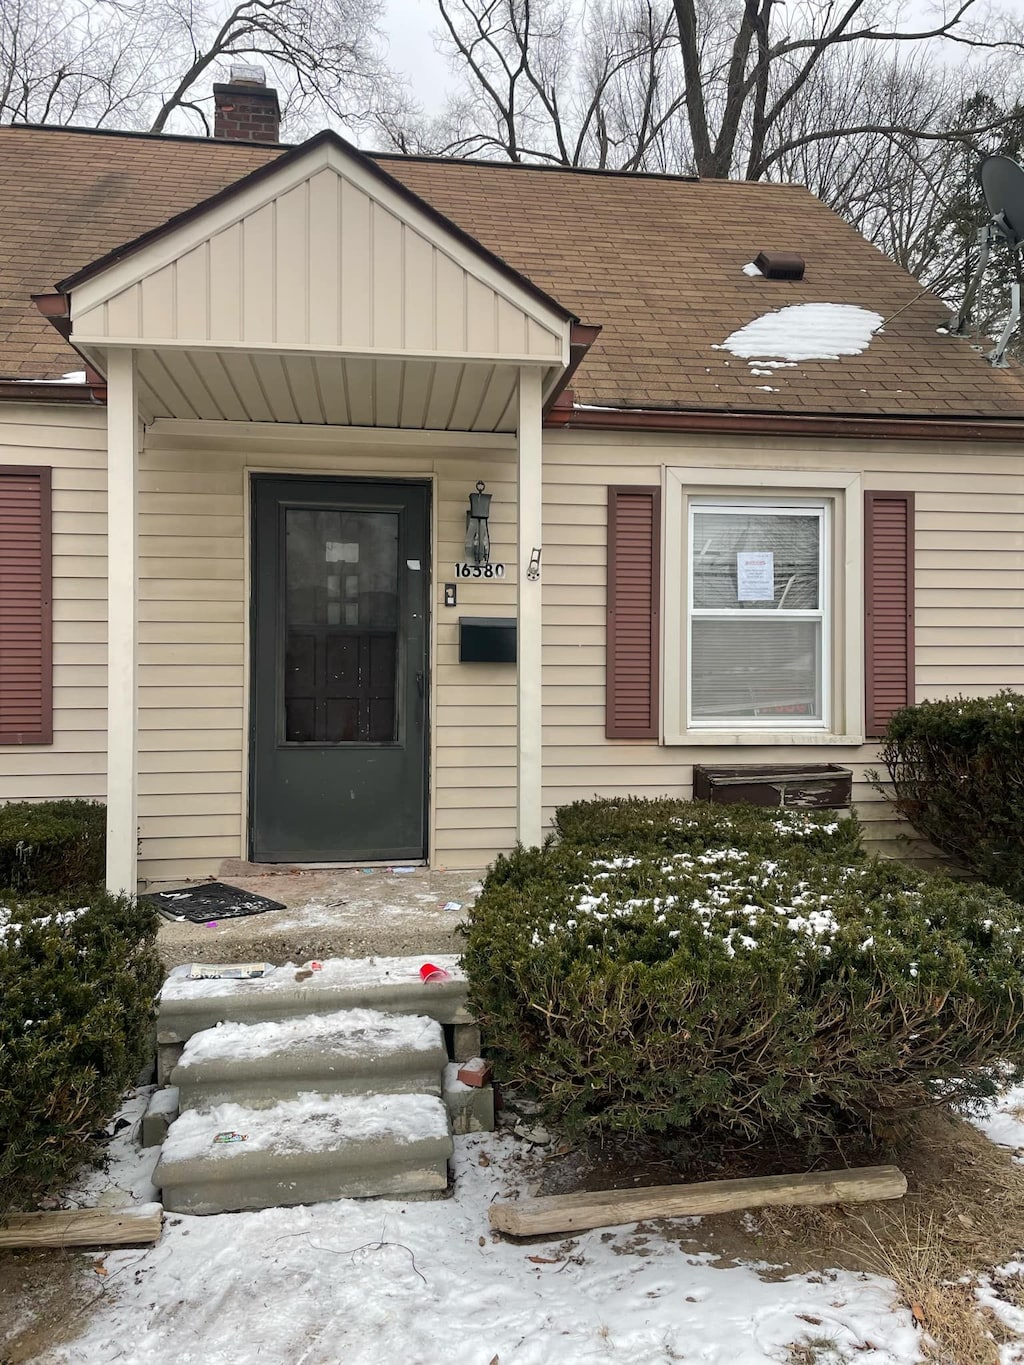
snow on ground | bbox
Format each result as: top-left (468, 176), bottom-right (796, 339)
top-left (41, 1093), bottom-right (928, 1365)
top-left (969, 1088), bottom-right (1024, 1363)
top-left (978, 1263), bottom-right (1024, 1365)
top-left (32, 1074), bottom-right (1024, 1365)
top-left (969, 1082), bottom-right (1024, 1160)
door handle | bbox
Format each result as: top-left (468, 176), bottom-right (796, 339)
top-left (415, 671), bottom-right (425, 699)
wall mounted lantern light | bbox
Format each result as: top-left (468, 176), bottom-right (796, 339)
top-left (465, 480), bottom-right (492, 565)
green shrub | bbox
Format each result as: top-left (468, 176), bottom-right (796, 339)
top-left (553, 794), bottom-right (864, 862)
top-left (876, 692), bottom-right (1024, 903)
top-left (0, 889), bottom-right (161, 1217)
top-left (0, 800), bottom-right (106, 894)
top-left (464, 798), bottom-right (1024, 1146)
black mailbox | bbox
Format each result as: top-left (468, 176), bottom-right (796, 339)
top-left (459, 616), bottom-right (517, 663)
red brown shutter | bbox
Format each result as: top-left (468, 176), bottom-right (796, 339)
top-left (606, 485), bottom-right (660, 739)
top-left (0, 467), bottom-right (53, 744)
top-left (864, 490), bottom-right (914, 738)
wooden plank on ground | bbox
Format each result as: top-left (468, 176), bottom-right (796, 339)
top-left (489, 1165), bottom-right (907, 1238)
top-left (0, 1203), bottom-right (164, 1249)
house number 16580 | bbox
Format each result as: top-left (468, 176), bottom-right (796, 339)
top-left (454, 562), bottom-right (506, 579)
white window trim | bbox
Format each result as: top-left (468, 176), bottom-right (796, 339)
top-left (687, 499), bottom-right (830, 732)
top-left (664, 467), bottom-right (864, 746)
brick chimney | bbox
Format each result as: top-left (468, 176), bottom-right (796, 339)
top-left (213, 65), bottom-right (280, 143)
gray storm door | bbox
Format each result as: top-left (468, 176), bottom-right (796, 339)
top-left (250, 476), bottom-right (430, 862)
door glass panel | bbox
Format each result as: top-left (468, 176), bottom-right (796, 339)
top-left (284, 508), bottom-right (399, 743)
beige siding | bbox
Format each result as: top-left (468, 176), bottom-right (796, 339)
top-left (135, 426), bottom-right (518, 884)
top-left (5, 405), bottom-right (1023, 883)
top-left (71, 152), bottom-right (565, 364)
top-left (0, 405), bottom-right (108, 802)
top-left (541, 429), bottom-right (1024, 861)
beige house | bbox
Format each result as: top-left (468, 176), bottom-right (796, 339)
top-left (2, 80), bottom-right (1023, 894)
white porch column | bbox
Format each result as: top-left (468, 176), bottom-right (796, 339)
top-left (517, 368), bottom-right (544, 847)
top-left (105, 349), bottom-right (139, 895)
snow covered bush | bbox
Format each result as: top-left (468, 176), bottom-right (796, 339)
top-left (0, 799), bottom-right (106, 893)
top-left (462, 798), bottom-right (1024, 1146)
top-left (0, 890), bottom-right (162, 1217)
top-left (877, 691), bottom-right (1024, 904)
top-left (554, 794), bottom-right (864, 862)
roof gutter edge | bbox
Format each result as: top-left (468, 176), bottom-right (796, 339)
top-left (0, 381), bottom-right (103, 404)
top-left (544, 403), bottom-right (1024, 443)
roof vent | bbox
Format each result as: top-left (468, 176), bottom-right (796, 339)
top-left (754, 251), bottom-right (806, 281)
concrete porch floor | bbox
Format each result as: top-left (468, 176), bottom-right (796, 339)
top-left (154, 864), bottom-right (485, 971)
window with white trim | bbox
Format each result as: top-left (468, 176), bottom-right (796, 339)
top-left (688, 500), bottom-right (829, 730)
top-left (662, 467), bottom-right (864, 747)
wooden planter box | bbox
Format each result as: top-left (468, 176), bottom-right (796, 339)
top-left (693, 764), bottom-right (852, 811)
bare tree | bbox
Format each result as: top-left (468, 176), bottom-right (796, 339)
top-left (404, 0), bottom-right (1024, 327)
top-left (669, 0), bottom-right (1022, 182)
top-left (0, 0), bottom-right (169, 126)
top-left (417, 0), bottom-right (1022, 176)
top-left (146, 0), bottom-right (393, 135)
top-left (396, 0), bottom-right (684, 168)
top-left (0, 0), bottom-right (400, 137)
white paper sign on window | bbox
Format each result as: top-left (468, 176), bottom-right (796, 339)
top-left (326, 541), bottom-right (359, 563)
top-left (736, 551), bottom-right (774, 602)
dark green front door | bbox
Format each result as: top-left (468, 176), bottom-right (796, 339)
top-left (250, 476), bottom-right (430, 862)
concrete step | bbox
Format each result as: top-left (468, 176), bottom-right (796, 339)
top-left (155, 1092), bottom-right (453, 1214)
top-left (158, 955), bottom-right (470, 1052)
top-left (171, 1009), bottom-right (447, 1110)
top-left (141, 1086), bottom-right (180, 1148)
top-left (443, 1063), bottom-right (496, 1135)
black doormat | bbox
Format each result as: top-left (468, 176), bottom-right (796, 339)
top-left (145, 881), bottom-right (287, 923)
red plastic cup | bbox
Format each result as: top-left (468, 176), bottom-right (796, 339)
top-left (419, 962), bottom-right (451, 983)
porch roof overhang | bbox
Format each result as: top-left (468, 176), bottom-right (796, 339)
top-left (40, 132), bottom-right (581, 431)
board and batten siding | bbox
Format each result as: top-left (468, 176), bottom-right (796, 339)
top-left (541, 428), bottom-right (1024, 860)
top-left (135, 426), bottom-right (518, 885)
top-left (0, 405), bottom-right (108, 801)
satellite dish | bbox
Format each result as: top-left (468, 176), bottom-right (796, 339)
top-left (949, 154), bottom-right (1024, 366)
top-left (980, 155), bottom-right (1024, 249)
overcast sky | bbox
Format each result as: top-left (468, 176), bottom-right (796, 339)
top-left (383, 0), bottom-right (452, 115)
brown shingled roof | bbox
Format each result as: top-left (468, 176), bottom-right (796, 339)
top-left (0, 126), bottom-right (278, 381)
top-left (3, 123), bottom-right (1024, 420)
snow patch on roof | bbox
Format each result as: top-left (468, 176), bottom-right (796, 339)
top-left (8, 369), bottom-right (88, 385)
top-left (722, 303), bottom-right (883, 364)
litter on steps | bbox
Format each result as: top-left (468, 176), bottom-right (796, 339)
top-left (146, 954), bottom-right (495, 1213)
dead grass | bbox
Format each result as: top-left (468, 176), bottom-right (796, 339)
top-left (755, 1110), bottom-right (1024, 1365)
top-left (785, 1338), bottom-right (850, 1364)
top-left (0, 1248), bottom-right (94, 1364)
top-left (538, 1106), bottom-right (1024, 1362)
top-left (841, 1212), bottom-right (999, 1365)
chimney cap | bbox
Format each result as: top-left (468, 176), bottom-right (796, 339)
top-left (228, 63), bottom-right (266, 85)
